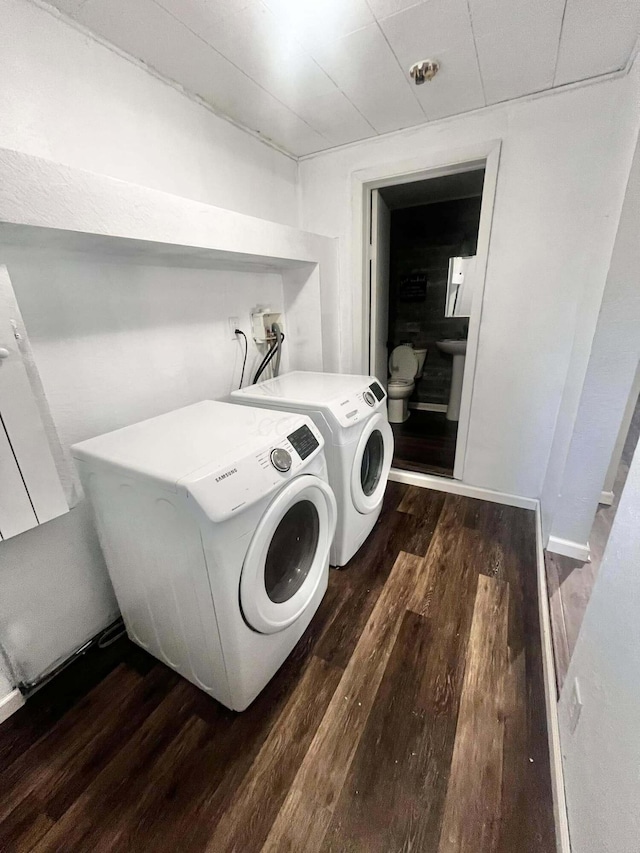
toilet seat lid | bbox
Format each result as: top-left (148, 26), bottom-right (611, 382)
top-left (388, 378), bottom-right (413, 386)
top-left (389, 345), bottom-right (417, 380)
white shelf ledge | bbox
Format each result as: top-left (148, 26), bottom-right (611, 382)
top-left (0, 147), bottom-right (340, 372)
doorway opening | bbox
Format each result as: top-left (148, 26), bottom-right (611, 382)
top-left (369, 165), bottom-right (487, 479)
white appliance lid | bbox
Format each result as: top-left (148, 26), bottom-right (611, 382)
top-left (71, 401), bottom-right (313, 485)
top-left (231, 371), bottom-right (376, 408)
top-left (389, 346), bottom-right (417, 380)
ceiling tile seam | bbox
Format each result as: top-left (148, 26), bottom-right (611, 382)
top-left (306, 57), bottom-right (379, 135)
top-left (32, 0), bottom-right (300, 159)
top-left (465, 0), bottom-right (488, 107)
top-left (297, 63), bottom-right (632, 162)
top-left (369, 15), bottom-right (431, 119)
top-left (551, 0), bottom-right (570, 88)
top-left (147, 0), bottom-right (336, 145)
top-left (367, 0), bottom-right (426, 25)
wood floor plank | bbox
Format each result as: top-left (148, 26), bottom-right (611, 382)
top-left (495, 647), bottom-right (528, 853)
top-left (397, 482), bottom-right (444, 517)
top-left (205, 655), bottom-right (342, 852)
top-left (317, 490), bottom-right (444, 670)
top-left (0, 792), bottom-right (54, 853)
top-left (262, 551), bottom-right (424, 853)
top-left (496, 506), bottom-right (556, 852)
top-left (104, 713), bottom-right (212, 851)
top-left (0, 663), bottom-right (147, 826)
top-left (32, 679), bottom-right (198, 853)
top-left (315, 512), bottom-right (411, 670)
top-left (0, 486), bottom-right (556, 853)
top-left (379, 478), bottom-right (407, 514)
top-left (0, 636), bottom-right (151, 777)
top-left (438, 574), bottom-right (509, 853)
top-left (322, 609), bottom-right (435, 852)
top-left (408, 493), bottom-right (474, 615)
top-left (130, 579), bottom-right (347, 853)
top-left (322, 496), bottom-right (484, 852)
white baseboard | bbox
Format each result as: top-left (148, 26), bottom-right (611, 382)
top-left (547, 535), bottom-right (591, 563)
top-left (0, 688), bottom-right (24, 724)
top-left (388, 468), bottom-right (538, 510)
top-left (599, 490), bottom-right (614, 506)
top-left (535, 505), bottom-right (572, 853)
top-left (408, 401), bottom-right (448, 413)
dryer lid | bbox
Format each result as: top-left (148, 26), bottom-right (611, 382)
top-left (389, 345), bottom-right (417, 380)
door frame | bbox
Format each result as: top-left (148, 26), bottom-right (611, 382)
top-left (351, 140), bottom-right (501, 482)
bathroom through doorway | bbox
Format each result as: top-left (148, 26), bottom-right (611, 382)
top-left (365, 152), bottom-right (497, 482)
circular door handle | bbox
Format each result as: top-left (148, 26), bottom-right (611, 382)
top-left (0, 347), bottom-right (10, 360)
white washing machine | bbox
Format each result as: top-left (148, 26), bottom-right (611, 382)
top-left (231, 372), bottom-right (393, 567)
top-left (72, 401), bottom-right (336, 711)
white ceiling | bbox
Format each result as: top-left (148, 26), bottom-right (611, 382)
top-left (48, 0), bottom-right (640, 157)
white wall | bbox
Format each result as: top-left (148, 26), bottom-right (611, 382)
top-left (557, 438), bottom-right (640, 853)
top-left (0, 0), bottom-right (301, 685)
top-left (0, 249), bottom-right (287, 682)
top-left (298, 71), bottom-right (640, 499)
top-left (0, 0), bottom-right (298, 227)
top-left (547, 134), bottom-right (640, 549)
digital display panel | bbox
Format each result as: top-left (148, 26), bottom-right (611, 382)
top-left (287, 425), bottom-right (319, 460)
top-left (369, 381), bottom-right (385, 401)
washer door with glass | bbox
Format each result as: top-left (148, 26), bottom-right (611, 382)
top-left (240, 474), bottom-right (337, 635)
top-left (351, 413), bottom-right (394, 514)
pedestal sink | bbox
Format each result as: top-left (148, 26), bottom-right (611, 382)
top-left (436, 339), bottom-right (467, 422)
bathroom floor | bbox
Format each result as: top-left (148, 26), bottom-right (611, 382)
top-left (0, 484), bottom-right (555, 852)
top-left (391, 408), bottom-right (458, 476)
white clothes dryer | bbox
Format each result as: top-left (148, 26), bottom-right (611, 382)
top-left (72, 401), bottom-right (336, 711)
top-left (231, 372), bottom-right (393, 567)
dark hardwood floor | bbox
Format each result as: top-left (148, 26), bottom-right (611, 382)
top-left (0, 483), bottom-right (556, 852)
top-left (392, 408), bottom-right (458, 477)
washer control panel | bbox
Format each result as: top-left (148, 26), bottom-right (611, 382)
top-left (182, 415), bottom-right (325, 522)
top-left (329, 380), bottom-right (387, 427)
top-left (270, 447), bottom-right (292, 472)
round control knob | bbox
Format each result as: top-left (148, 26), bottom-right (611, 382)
top-left (270, 448), bottom-right (292, 472)
top-left (363, 390), bottom-right (376, 407)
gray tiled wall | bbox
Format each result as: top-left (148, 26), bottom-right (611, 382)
top-left (388, 196), bottom-right (481, 405)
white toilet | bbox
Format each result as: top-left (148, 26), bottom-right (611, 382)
top-left (387, 345), bottom-right (427, 424)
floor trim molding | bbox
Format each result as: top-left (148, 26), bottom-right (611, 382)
top-left (535, 505), bottom-right (572, 853)
top-left (408, 402), bottom-right (448, 413)
top-left (0, 688), bottom-right (24, 725)
top-left (547, 535), bottom-right (591, 562)
top-left (388, 468), bottom-right (538, 510)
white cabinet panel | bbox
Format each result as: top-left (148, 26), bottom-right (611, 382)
top-left (0, 265), bottom-right (68, 539)
top-left (0, 417), bottom-right (38, 539)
